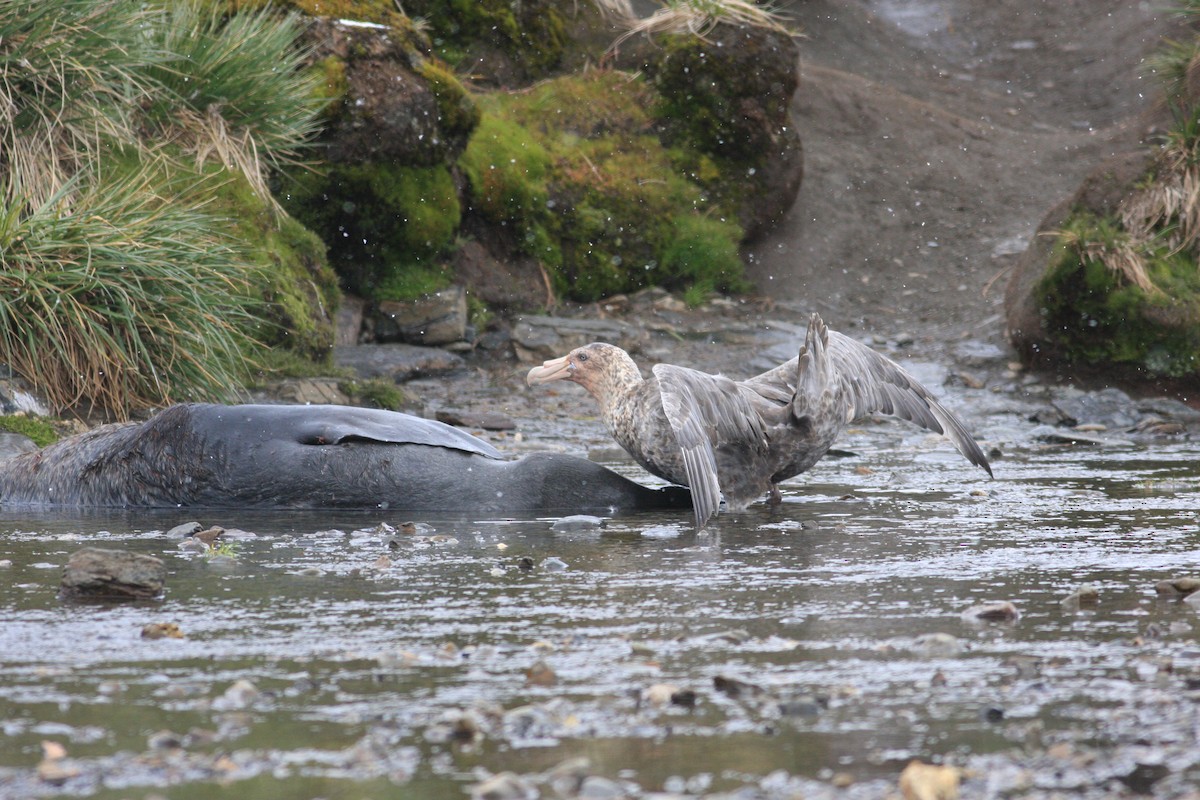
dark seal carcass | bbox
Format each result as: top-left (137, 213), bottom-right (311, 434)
top-left (0, 404), bottom-right (689, 512)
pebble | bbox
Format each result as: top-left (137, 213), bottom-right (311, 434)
top-left (60, 547), bottom-right (166, 600)
top-left (212, 679), bottom-right (260, 711)
top-left (713, 675), bottom-right (766, 700)
top-left (642, 683), bottom-right (694, 708)
top-left (545, 756), bottom-right (591, 797)
top-left (578, 775), bottom-right (625, 800)
top-left (165, 522), bottom-right (202, 538)
top-left (1060, 584), bottom-right (1100, 610)
top-left (911, 632), bottom-right (962, 657)
top-left (471, 771), bottom-right (535, 800)
top-left (1155, 577), bottom-right (1200, 598)
top-left (525, 660), bottom-right (557, 687)
top-left (141, 622), bottom-right (184, 640)
top-left (539, 557), bottom-right (568, 572)
top-left (898, 759), bottom-right (961, 800)
top-left (550, 515), bottom-right (604, 531)
top-left (961, 600), bottom-right (1020, 623)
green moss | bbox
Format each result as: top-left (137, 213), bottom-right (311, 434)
top-left (459, 111), bottom-right (554, 250)
top-left (311, 55), bottom-right (349, 120)
top-left (1037, 211), bottom-right (1200, 377)
top-left (662, 215), bottom-right (748, 305)
top-left (284, 162), bottom-right (460, 300)
top-left (404, 0), bottom-right (566, 76)
top-left (458, 71), bottom-right (747, 302)
top-left (650, 34), bottom-right (757, 164)
top-left (339, 378), bottom-right (406, 409)
top-left (416, 59), bottom-right (481, 145)
top-left (211, 172), bottom-right (340, 361)
top-left (0, 415), bottom-right (60, 448)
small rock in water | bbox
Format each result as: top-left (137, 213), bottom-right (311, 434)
top-left (165, 521), bottom-right (202, 538)
top-left (578, 775), bottom-right (626, 800)
top-left (1060, 584), bottom-right (1100, 610)
top-left (471, 771), bottom-right (535, 800)
top-left (545, 757), bottom-right (591, 798)
top-left (1155, 577), bottom-right (1200, 598)
top-left (539, 557), bottom-right (569, 572)
top-left (525, 660), bottom-right (557, 686)
top-left (960, 600), bottom-right (1020, 623)
top-left (642, 682), bottom-right (693, 708)
top-left (212, 679), bottom-right (260, 711)
top-left (776, 695), bottom-right (824, 717)
top-left (911, 632), bottom-right (962, 657)
top-left (550, 515), bottom-right (604, 531)
top-left (713, 674), bottom-right (767, 700)
top-left (141, 622), bottom-right (184, 640)
top-left (898, 759), bottom-right (961, 800)
top-left (60, 548), bottom-right (166, 601)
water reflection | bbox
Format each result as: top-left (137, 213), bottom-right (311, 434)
top-left (2, 434), bottom-right (1200, 797)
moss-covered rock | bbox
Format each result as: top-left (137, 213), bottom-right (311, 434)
top-left (285, 161), bottom-right (460, 300)
top-left (299, 17), bottom-right (478, 167)
top-left (458, 71), bottom-right (748, 303)
top-left (0, 414), bottom-right (60, 448)
top-left (636, 24), bottom-right (803, 240)
top-left (213, 172), bottom-right (341, 361)
top-left (1034, 211), bottom-right (1200, 379)
top-left (404, 0), bottom-right (568, 84)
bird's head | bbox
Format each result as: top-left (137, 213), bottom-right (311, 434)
top-left (526, 342), bottom-right (643, 402)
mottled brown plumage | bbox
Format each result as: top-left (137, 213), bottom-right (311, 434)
top-left (527, 313), bottom-right (992, 528)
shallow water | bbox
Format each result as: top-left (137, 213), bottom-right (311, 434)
top-left (2, 422), bottom-right (1200, 799)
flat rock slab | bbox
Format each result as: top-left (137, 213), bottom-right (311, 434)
top-left (0, 432), bottom-right (38, 461)
top-left (61, 548), bottom-right (166, 601)
top-left (511, 316), bottom-right (646, 362)
top-left (334, 343), bottom-right (465, 382)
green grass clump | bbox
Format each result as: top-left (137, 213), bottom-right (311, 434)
top-left (338, 379), bottom-right (406, 410)
top-left (1039, 211), bottom-right (1200, 377)
top-left (0, 415), bottom-right (60, 448)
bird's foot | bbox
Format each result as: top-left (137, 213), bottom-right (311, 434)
top-left (767, 485), bottom-right (782, 506)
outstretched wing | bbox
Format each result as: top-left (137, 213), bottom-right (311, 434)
top-left (822, 327), bottom-right (992, 477)
top-left (653, 364), bottom-right (770, 528)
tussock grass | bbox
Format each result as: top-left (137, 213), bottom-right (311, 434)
top-left (0, 0), bottom-right (326, 417)
top-left (593, 0), bottom-right (792, 52)
top-left (141, 3), bottom-right (324, 204)
top-left (0, 166), bottom-right (262, 415)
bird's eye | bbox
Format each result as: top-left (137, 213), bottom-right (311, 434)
top-left (577, 353), bottom-right (589, 362)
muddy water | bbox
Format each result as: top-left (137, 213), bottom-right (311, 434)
top-left (2, 422), bottom-right (1200, 799)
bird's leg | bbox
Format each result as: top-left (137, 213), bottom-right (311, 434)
top-left (767, 485), bottom-right (782, 506)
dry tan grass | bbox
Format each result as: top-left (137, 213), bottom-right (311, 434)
top-left (593, 0), bottom-right (792, 53)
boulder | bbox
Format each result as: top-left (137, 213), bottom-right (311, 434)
top-left (61, 548), bottom-right (166, 601)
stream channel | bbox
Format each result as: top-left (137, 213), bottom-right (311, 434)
top-left (2, 375), bottom-right (1200, 799)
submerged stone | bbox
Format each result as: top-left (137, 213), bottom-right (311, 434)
top-left (60, 548), bottom-right (166, 601)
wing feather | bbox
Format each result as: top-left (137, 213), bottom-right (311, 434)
top-left (654, 364), bottom-right (769, 527)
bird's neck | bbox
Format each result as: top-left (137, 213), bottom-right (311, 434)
top-left (584, 359), bottom-right (644, 426)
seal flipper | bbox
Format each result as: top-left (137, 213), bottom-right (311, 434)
top-left (287, 406), bottom-right (506, 459)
